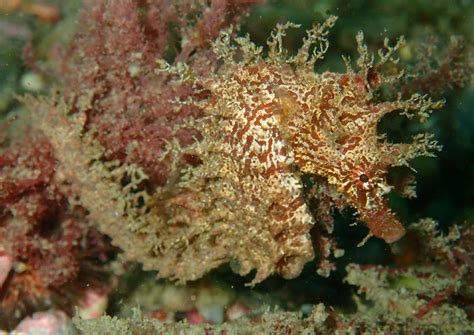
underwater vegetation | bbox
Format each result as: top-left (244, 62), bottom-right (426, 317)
top-left (0, 0), bottom-right (473, 333)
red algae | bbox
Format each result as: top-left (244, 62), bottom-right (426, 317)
top-left (0, 131), bottom-right (111, 329)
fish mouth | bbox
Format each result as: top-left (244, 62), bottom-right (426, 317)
top-left (359, 200), bottom-right (406, 243)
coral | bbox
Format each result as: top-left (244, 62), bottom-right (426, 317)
top-left (73, 306), bottom-right (330, 335)
top-left (0, 124), bottom-right (111, 329)
top-left (333, 219), bottom-right (474, 333)
top-left (337, 263), bottom-right (473, 333)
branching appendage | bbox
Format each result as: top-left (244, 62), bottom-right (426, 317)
top-left (42, 14), bottom-right (445, 286)
top-left (151, 19), bottom-right (350, 285)
top-left (270, 26), bottom-right (443, 243)
top-left (292, 15), bottom-right (338, 68)
top-left (354, 32), bottom-right (406, 91)
top-left (147, 16), bottom-right (446, 284)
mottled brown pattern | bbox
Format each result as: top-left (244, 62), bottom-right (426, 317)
top-left (27, 6), bottom-right (442, 286)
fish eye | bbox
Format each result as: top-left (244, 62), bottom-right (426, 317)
top-left (359, 174), bottom-right (369, 182)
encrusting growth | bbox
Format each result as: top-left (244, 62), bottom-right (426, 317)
top-left (29, 9), bottom-right (443, 286)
